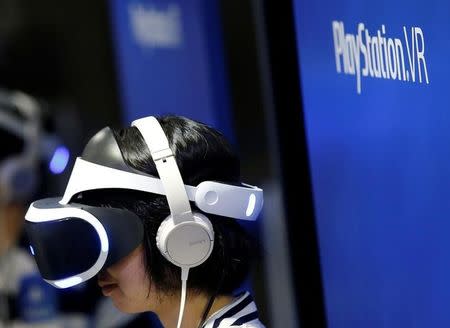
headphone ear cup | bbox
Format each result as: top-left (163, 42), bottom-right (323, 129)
top-left (0, 156), bottom-right (37, 201)
top-left (156, 212), bottom-right (214, 268)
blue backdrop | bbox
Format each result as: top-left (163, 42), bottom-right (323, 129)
top-left (293, 1), bottom-right (450, 327)
top-left (109, 0), bottom-right (233, 140)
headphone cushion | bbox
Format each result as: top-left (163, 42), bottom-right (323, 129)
top-left (156, 212), bottom-right (214, 268)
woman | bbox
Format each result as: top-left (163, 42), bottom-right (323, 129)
top-left (27, 115), bottom-right (266, 328)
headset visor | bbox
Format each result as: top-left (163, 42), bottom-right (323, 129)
top-left (24, 198), bottom-right (144, 288)
top-left (26, 217), bottom-right (101, 281)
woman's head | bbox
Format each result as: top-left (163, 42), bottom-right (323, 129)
top-left (79, 115), bottom-right (258, 312)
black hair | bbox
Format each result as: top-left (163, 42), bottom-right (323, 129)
top-left (80, 115), bottom-right (258, 296)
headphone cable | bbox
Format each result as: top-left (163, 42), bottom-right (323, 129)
top-left (176, 267), bottom-right (189, 328)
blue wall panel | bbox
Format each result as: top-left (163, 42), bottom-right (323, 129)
top-left (109, 0), bottom-right (233, 139)
top-left (293, 1), bottom-right (450, 327)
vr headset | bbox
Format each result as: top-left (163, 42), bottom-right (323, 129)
top-left (24, 116), bottom-right (263, 289)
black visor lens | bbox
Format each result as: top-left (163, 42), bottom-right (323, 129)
top-left (25, 218), bottom-right (101, 280)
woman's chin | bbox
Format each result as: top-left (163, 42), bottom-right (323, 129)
top-left (111, 297), bottom-right (144, 314)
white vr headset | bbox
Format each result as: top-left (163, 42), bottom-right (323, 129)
top-left (61, 157), bottom-right (263, 221)
top-left (25, 116), bottom-right (263, 290)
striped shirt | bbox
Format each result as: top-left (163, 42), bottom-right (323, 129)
top-left (202, 291), bottom-right (265, 328)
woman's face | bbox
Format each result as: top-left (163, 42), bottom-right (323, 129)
top-left (97, 244), bottom-right (155, 313)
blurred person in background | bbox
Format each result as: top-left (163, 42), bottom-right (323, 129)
top-left (0, 88), bottom-right (62, 327)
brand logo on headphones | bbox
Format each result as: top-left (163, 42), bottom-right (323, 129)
top-left (189, 239), bottom-right (207, 247)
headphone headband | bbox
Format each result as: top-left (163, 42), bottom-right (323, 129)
top-left (131, 117), bottom-right (193, 224)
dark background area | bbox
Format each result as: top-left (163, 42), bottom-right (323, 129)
top-left (0, 1), bottom-right (322, 327)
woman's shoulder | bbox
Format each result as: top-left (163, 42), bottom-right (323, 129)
top-left (226, 318), bottom-right (266, 327)
top-left (203, 291), bottom-right (266, 328)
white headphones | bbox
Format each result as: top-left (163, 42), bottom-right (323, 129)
top-left (132, 116), bottom-right (214, 269)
